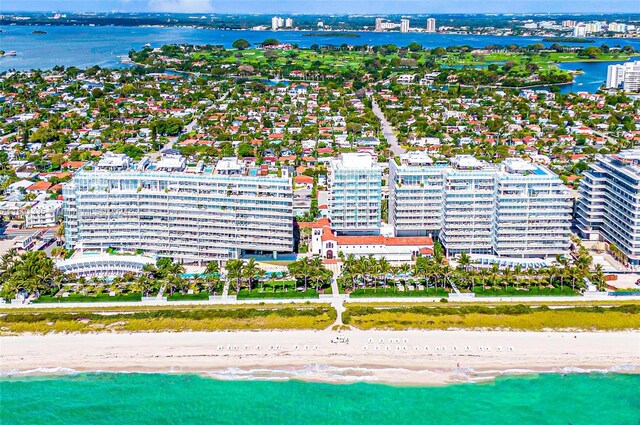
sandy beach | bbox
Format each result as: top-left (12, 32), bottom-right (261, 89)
top-left (2, 330), bottom-right (639, 385)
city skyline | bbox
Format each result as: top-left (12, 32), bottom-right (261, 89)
top-left (3, 0), bottom-right (640, 14)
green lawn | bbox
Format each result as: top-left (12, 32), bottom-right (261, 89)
top-left (350, 287), bottom-right (449, 298)
top-left (167, 292), bottom-right (210, 301)
top-left (237, 288), bottom-right (319, 300)
top-left (471, 286), bottom-right (579, 297)
top-left (33, 293), bottom-right (142, 303)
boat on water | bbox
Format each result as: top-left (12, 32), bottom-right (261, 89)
top-left (4, 51), bottom-right (17, 56)
top-left (144, 43), bottom-right (151, 48)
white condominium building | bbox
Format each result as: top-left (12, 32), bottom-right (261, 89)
top-left (389, 151), bottom-right (444, 237)
top-left (271, 16), bottom-right (285, 30)
top-left (63, 153), bottom-right (293, 265)
top-left (492, 158), bottom-right (572, 258)
top-left (606, 61), bottom-right (640, 92)
top-left (426, 18), bottom-right (436, 33)
top-left (441, 156), bottom-right (497, 256)
top-left (25, 200), bottom-right (63, 228)
top-left (606, 64), bottom-right (626, 89)
top-left (389, 154), bottom-right (572, 259)
top-left (400, 19), bottom-right (410, 33)
top-left (623, 61), bottom-right (640, 92)
top-left (329, 153), bottom-right (382, 235)
top-left (576, 149), bottom-right (640, 266)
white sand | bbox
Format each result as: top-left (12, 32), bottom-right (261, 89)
top-left (2, 330), bottom-right (639, 385)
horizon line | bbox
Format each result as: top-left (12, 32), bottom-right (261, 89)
top-left (4, 11), bottom-right (640, 16)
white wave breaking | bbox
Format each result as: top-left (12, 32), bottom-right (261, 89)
top-left (1, 364), bottom-right (637, 384)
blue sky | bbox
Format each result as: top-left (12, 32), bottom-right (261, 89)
top-left (2, 0), bottom-right (639, 14)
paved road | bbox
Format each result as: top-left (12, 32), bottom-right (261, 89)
top-left (592, 129), bottom-right (619, 146)
top-left (372, 99), bottom-right (406, 156)
top-left (149, 118), bottom-right (199, 160)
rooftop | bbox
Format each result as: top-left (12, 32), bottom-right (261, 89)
top-left (86, 154), bottom-right (290, 179)
top-left (321, 225), bottom-right (434, 248)
top-left (400, 151), bottom-right (433, 166)
top-left (332, 152), bottom-right (376, 170)
top-left (450, 155), bottom-right (486, 170)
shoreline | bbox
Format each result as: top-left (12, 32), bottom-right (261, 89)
top-left (2, 23), bottom-right (640, 41)
top-left (3, 364), bottom-right (638, 388)
top-left (2, 329), bottom-right (638, 386)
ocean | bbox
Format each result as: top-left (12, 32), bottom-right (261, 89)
top-left (2, 25), bottom-right (640, 93)
top-left (1, 372), bottom-right (638, 424)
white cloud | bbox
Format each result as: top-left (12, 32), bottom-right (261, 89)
top-left (147, 0), bottom-right (214, 12)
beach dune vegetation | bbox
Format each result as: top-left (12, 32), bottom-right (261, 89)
top-left (0, 306), bottom-right (337, 334)
top-left (343, 304), bottom-right (640, 331)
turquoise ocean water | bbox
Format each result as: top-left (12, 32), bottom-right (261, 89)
top-left (1, 372), bottom-right (639, 424)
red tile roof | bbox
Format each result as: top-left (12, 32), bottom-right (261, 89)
top-left (321, 227), bottom-right (433, 247)
top-left (62, 161), bottom-right (87, 170)
top-left (27, 181), bottom-right (52, 191)
top-left (294, 175), bottom-right (314, 184)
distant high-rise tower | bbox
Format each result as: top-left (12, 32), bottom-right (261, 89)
top-left (607, 64), bottom-right (626, 89)
top-left (375, 17), bottom-right (383, 32)
top-left (400, 19), bottom-right (410, 33)
top-left (426, 18), bottom-right (436, 33)
top-left (271, 16), bottom-right (284, 31)
top-left (285, 18), bottom-right (293, 28)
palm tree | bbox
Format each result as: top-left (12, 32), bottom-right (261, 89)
top-left (242, 258), bottom-right (262, 292)
top-left (278, 270), bottom-right (290, 293)
top-left (225, 259), bottom-right (244, 293)
top-left (592, 264), bottom-right (606, 292)
top-left (575, 254), bottom-right (592, 277)
top-left (440, 264), bottom-right (452, 292)
top-left (341, 254), bottom-right (358, 290)
top-left (489, 263), bottom-right (500, 290)
top-left (567, 265), bottom-right (582, 291)
top-left (458, 252), bottom-right (471, 270)
top-left (457, 252), bottom-right (471, 289)
top-left (377, 258), bottom-right (391, 292)
top-left (288, 257), bottom-right (312, 292)
top-left (546, 266), bottom-right (558, 291)
top-left (204, 261), bottom-right (220, 277)
top-left (167, 261), bottom-right (186, 278)
top-left (399, 263), bottom-right (411, 278)
top-left (142, 263), bottom-right (159, 279)
top-left (356, 256), bottom-right (371, 287)
top-left (312, 266), bottom-right (331, 292)
top-left (555, 255), bottom-right (568, 289)
top-left (56, 223), bottom-right (65, 243)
